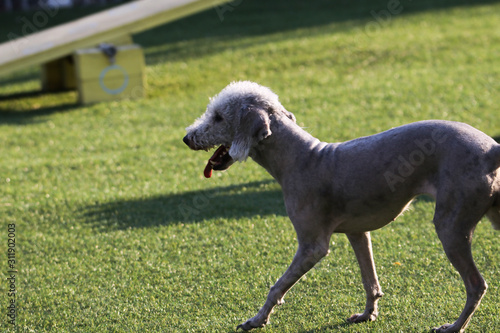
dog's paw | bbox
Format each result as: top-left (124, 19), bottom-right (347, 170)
top-left (431, 323), bottom-right (460, 333)
top-left (236, 316), bottom-right (268, 331)
top-left (347, 311), bottom-right (378, 323)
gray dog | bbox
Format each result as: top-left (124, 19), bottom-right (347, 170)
top-left (183, 81), bottom-right (500, 332)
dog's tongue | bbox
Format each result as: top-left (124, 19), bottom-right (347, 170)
top-left (204, 163), bottom-right (213, 178)
top-left (204, 145), bottom-right (227, 178)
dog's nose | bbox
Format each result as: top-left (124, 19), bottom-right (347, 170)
top-left (183, 135), bottom-right (191, 147)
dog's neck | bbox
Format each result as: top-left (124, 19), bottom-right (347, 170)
top-left (250, 113), bottom-right (328, 185)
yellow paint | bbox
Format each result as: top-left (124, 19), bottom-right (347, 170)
top-left (41, 56), bottom-right (76, 91)
top-left (73, 44), bottom-right (145, 104)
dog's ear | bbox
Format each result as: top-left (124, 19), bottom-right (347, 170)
top-left (281, 108), bottom-right (296, 123)
top-left (229, 106), bottom-right (271, 162)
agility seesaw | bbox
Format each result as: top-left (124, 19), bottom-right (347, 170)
top-left (0, 0), bottom-right (231, 104)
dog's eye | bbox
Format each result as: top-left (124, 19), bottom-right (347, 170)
top-left (214, 114), bottom-right (223, 122)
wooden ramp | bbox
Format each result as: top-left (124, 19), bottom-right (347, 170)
top-left (0, 0), bottom-right (230, 103)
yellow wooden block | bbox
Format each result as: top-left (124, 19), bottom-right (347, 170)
top-left (41, 35), bottom-right (133, 93)
top-left (41, 55), bottom-right (76, 91)
top-left (73, 44), bottom-right (145, 104)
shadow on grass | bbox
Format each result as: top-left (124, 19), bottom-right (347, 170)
top-left (302, 321), bottom-right (432, 333)
top-left (0, 71), bottom-right (40, 86)
top-left (0, 100), bottom-right (80, 125)
top-left (0, 88), bottom-right (75, 102)
top-left (82, 181), bottom-right (441, 232)
top-left (298, 320), bottom-right (352, 332)
top-left (83, 180), bottom-right (286, 231)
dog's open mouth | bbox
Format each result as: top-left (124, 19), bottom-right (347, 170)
top-left (204, 145), bottom-right (234, 178)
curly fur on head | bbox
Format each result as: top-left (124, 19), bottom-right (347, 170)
top-left (207, 81), bottom-right (284, 114)
top-left (185, 81), bottom-right (295, 162)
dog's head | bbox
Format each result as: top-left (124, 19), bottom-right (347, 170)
top-left (183, 81), bottom-right (296, 178)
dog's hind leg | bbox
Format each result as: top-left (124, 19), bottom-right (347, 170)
top-left (346, 232), bottom-right (384, 323)
top-left (431, 207), bottom-right (488, 333)
top-left (237, 237), bottom-right (330, 331)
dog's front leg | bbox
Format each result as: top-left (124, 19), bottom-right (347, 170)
top-left (346, 232), bottom-right (384, 323)
top-left (237, 241), bottom-right (330, 331)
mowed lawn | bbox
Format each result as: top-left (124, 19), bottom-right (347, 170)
top-left (0, 0), bottom-right (499, 331)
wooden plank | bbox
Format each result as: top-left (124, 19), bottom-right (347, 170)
top-left (0, 0), bottom-right (231, 76)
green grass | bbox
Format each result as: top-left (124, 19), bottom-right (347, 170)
top-left (1, 0), bottom-right (499, 331)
